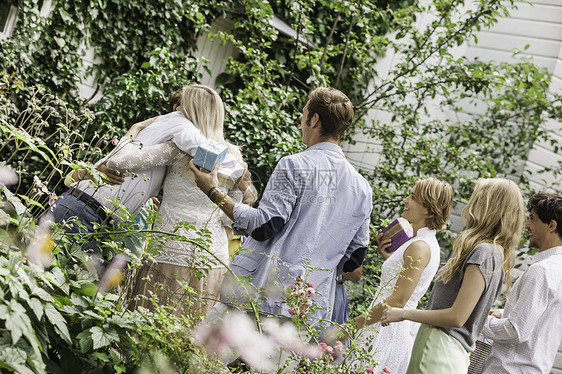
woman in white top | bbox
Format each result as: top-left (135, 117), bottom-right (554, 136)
top-left (107, 84), bottom-right (247, 316)
top-left (344, 177), bottom-right (454, 374)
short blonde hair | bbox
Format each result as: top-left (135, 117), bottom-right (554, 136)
top-left (438, 178), bottom-right (525, 292)
top-left (412, 177), bottom-right (454, 230)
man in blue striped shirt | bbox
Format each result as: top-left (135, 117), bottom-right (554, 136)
top-left (190, 87), bottom-right (372, 324)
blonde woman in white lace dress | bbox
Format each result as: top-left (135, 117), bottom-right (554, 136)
top-left (345, 177), bottom-right (454, 374)
top-left (106, 85), bottom-right (246, 316)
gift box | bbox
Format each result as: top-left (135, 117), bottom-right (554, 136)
top-left (380, 218), bottom-right (414, 253)
top-left (193, 140), bottom-right (228, 172)
top-left (218, 162), bottom-right (245, 191)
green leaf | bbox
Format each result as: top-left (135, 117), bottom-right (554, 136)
top-left (27, 298), bottom-right (44, 320)
top-left (1, 187), bottom-right (26, 216)
top-left (2, 300), bottom-right (31, 345)
top-left (31, 287), bottom-right (54, 303)
top-left (45, 304), bottom-right (71, 344)
top-left (91, 326), bottom-right (119, 350)
top-left (77, 330), bottom-right (94, 353)
top-left (0, 347), bottom-right (31, 374)
top-left (93, 352), bottom-right (110, 362)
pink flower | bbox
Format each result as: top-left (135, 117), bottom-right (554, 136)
top-left (296, 289), bottom-right (305, 297)
top-left (382, 367), bottom-right (392, 373)
top-left (287, 284), bottom-right (296, 290)
top-left (318, 342), bottom-right (328, 352)
top-left (305, 287), bottom-right (315, 297)
top-left (305, 299), bottom-right (313, 307)
top-left (308, 281), bottom-right (315, 288)
top-left (366, 367), bottom-right (375, 373)
top-left (334, 340), bottom-right (343, 352)
top-left (288, 307), bottom-right (297, 316)
top-left (299, 311), bottom-right (307, 318)
top-left (111, 135), bottom-right (119, 146)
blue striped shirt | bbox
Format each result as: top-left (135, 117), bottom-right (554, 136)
top-left (228, 142), bottom-right (372, 323)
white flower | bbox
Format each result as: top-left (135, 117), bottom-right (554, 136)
top-left (193, 311), bottom-right (275, 372)
top-left (261, 318), bottom-right (322, 359)
top-left (0, 166), bottom-right (18, 187)
top-left (27, 213), bottom-right (55, 270)
top-left (98, 254), bottom-right (128, 292)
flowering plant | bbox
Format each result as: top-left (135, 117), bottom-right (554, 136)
top-left (285, 276), bottom-right (318, 320)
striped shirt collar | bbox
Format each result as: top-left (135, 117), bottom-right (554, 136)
top-left (532, 245), bottom-right (562, 264)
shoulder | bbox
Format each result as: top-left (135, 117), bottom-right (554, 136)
top-left (472, 242), bottom-right (503, 259)
top-left (466, 242), bottom-right (504, 273)
top-left (274, 155), bottom-right (298, 171)
top-left (404, 240), bottom-right (432, 261)
top-left (155, 111), bottom-right (194, 130)
top-left (524, 260), bottom-right (552, 283)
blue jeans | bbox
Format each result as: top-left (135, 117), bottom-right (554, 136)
top-left (51, 191), bottom-right (112, 259)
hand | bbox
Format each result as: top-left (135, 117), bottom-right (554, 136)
top-left (489, 309), bottom-right (501, 319)
top-left (96, 162), bottom-right (124, 185)
top-left (188, 160), bottom-right (219, 195)
top-left (380, 307), bottom-right (405, 327)
top-left (376, 230), bottom-right (393, 260)
top-left (150, 197), bottom-right (160, 212)
top-left (237, 164), bottom-right (252, 192)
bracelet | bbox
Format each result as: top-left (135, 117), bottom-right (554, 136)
top-left (207, 186), bottom-right (221, 202)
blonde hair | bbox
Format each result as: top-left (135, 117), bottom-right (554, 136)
top-left (412, 177), bottom-right (454, 230)
top-left (180, 84), bottom-right (242, 162)
top-left (437, 178), bottom-right (524, 292)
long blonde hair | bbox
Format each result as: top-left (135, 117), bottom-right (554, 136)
top-left (180, 84), bottom-right (242, 162)
top-left (437, 178), bottom-right (524, 292)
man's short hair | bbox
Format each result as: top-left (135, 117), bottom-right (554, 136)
top-left (168, 89), bottom-right (182, 112)
top-left (306, 87), bottom-right (353, 140)
top-left (527, 192), bottom-right (562, 239)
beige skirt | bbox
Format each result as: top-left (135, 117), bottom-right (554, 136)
top-left (406, 324), bottom-right (470, 374)
top-left (130, 261), bottom-right (226, 317)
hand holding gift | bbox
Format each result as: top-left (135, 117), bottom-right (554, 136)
top-left (378, 218), bottom-right (414, 259)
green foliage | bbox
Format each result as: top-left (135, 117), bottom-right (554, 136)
top-left (2, 0), bottom-right (562, 370)
top-left (0, 193), bottom-right (227, 373)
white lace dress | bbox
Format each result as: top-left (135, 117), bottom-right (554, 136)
top-left (355, 227), bottom-right (441, 374)
top-left (107, 141), bottom-right (241, 314)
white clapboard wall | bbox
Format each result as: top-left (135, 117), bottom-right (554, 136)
top-left (344, 1), bottom-right (562, 370)
top-left (460, 6), bottom-right (562, 370)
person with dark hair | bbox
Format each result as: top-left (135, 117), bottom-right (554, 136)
top-left (189, 87), bottom-right (373, 324)
top-left (168, 88), bottom-right (182, 112)
top-left (482, 192), bottom-right (562, 374)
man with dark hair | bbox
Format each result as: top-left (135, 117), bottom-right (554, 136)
top-left (189, 87), bottom-right (372, 324)
top-left (482, 192), bottom-right (562, 374)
